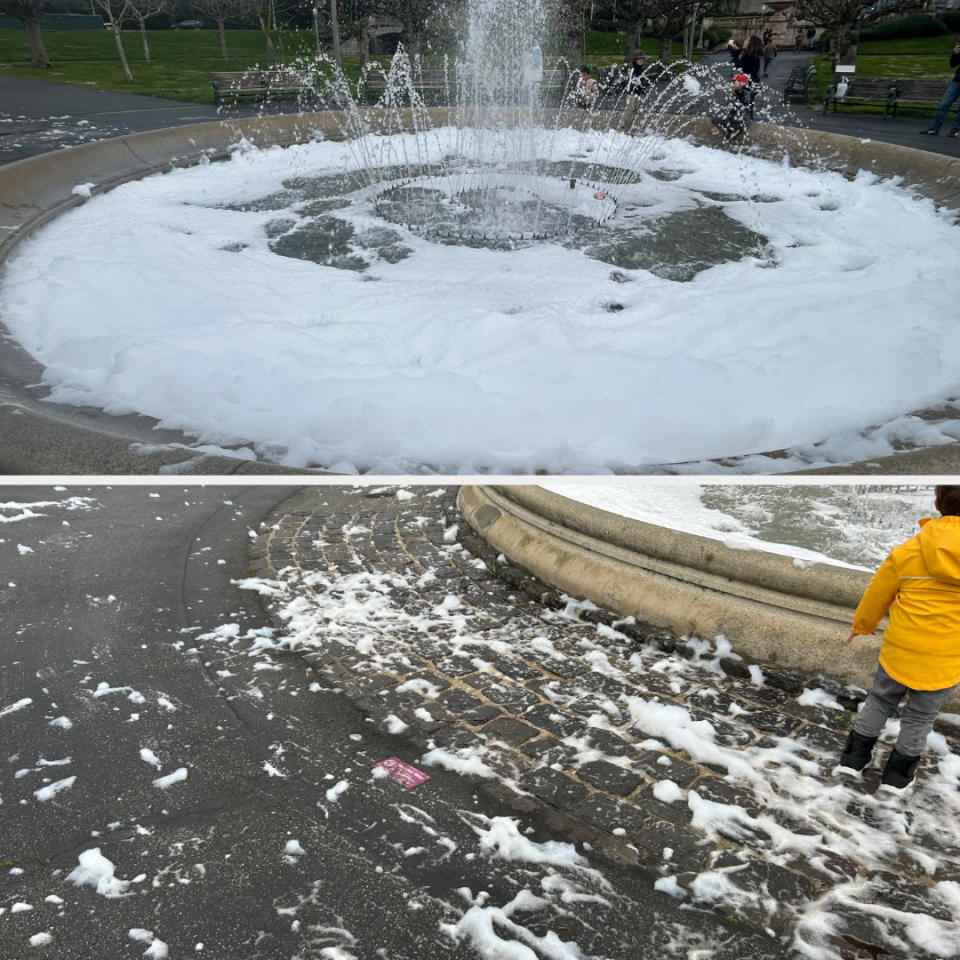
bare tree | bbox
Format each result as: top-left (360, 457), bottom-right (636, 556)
top-left (793, 0), bottom-right (874, 66)
top-left (193, 0), bottom-right (246, 57)
top-left (0, 0), bottom-right (50, 68)
top-left (554, 0), bottom-right (591, 68)
top-left (92, 0), bottom-right (135, 80)
top-left (239, 0), bottom-right (299, 60)
top-left (127, 0), bottom-right (168, 62)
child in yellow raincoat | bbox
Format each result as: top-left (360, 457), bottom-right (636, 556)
top-left (839, 485), bottom-right (960, 793)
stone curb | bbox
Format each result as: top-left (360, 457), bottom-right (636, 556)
top-left (459, 484), bottom-right (960, 713)
top-left (1, 110), bottom-right (959, 474)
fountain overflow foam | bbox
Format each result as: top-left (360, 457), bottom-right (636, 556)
top-left (0, 1), bottom-right (959, 475)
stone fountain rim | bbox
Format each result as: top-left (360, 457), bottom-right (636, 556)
top-left (0, 108), bottom-right (958, 476)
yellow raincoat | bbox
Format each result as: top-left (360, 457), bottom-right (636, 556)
top-left (852, 515), bottom-right (960, 691)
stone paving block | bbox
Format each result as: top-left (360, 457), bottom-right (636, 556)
top-left (573, 792), bottom-right (651, 836)
top-left (480, 717), bottom-right (539, 746)
top-left (792, 724), bottom-right (847, 757)
top-left (462, 672), bottom-right (496, 691)
top-left (690, 776), bottom-right (762, 821)
top-left (433, 656), bottom-right (477, 677)
top-left (779, 699), bottom-right (850, 729)
top-left (633, 819), bottom-right (711, 872)
top-left (518, 768), bottom-right (589, 812)
top-left (483, 682), bottom-right (541, 712)
top-left (633, 750), bottom-right (700, 788)
top-left (738, 708), bottom-right (802, 737)
top-left (437, 687), bottom-right (486, 713)
top-left (728, 680), bottom-right (791, 709)
top-left (539, 657), bottom-right (589, 680)
top-left (493, 657), bottom-right (542, 681)
top-left (428, 727), bottom-right (484, 752)
top-left (580, 726), bottom-right (635, 758)
top-left (636, 785), bottom-right (694, 830)
top-left (521, 736), bottom-right (580, 767)
top-left (576, 760), bottom-right (643, 797)
top-left (523, 704), bottom-right (588, 739)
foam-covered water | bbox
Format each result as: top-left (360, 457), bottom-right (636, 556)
top-left (1, 126), bottom-right (958, 473)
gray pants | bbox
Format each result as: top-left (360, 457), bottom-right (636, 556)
top-left (854, 663), bottom-right (956, 756)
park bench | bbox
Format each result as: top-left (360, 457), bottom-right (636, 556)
top-left (823, 76), bottom-right (948, 117)
top-left (823, 76), bottom-right (946, 117)
top-left (360, 66), bottom-right (456, 103)
top-left (783, 63), bottom-right (817, 104)
top-left (211, 69), bottom-right (314, 105)
top-left (823, 77), bottom-right (902, 116)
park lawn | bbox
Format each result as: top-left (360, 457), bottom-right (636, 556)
top-left (0, 27), bottom-right (339, 102)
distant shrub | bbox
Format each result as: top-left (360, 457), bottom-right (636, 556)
top-left (702, 25), bottom-right (731, 49)
top-left (940, 10), bottom-right (960, 31)
top-left (859, 14), bottom-right (948, 41)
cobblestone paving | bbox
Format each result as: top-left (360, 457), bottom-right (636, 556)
top-left (245, 485), bottom-right (960, 959)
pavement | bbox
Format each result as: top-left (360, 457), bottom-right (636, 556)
top-left (0, 484), bottom-right (804, 960)
top-left (1, 50), bottom-right (959, 166)
top-left (248, 484), bottom-right (960, 960)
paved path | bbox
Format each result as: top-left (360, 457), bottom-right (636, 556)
top-left (250, 484), bottom-right (960, 960)
top-left (0, 485), bottom-right (786, 960)
top-left (2, 56), bottom-right (959, 166)
top-left (723, 49), bottom-right (960, 158)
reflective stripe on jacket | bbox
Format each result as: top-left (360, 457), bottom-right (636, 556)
top-left (851, 515), bottom-right (960, 690)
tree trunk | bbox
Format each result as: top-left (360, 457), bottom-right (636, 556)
top-left (24, 17), bottom-right (50, 69)
top-left (112, 24), bottom-right (134, 81)
top-left (566, 23), bottom-right (582, 69)
top-left (357, 21), bottom-right (370, 73)
top-left (658, 32), bottom-right (671, 64)
top-left (217, 18), bottom-right (228, 58)
top-left (625, 19), bottom-right (642, 62)
top-left (831, 21), bottom-right (858, 67)
top-left (257, 14), bottom-right (274, 61)
top-left (139, 19), bottom-right (151, 62)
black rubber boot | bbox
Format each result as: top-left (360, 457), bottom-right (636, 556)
top-left (879, 747), bottom-right (921, 795)
top-left (837, 730), bottom-right (878, 775)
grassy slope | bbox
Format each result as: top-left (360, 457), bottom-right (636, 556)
top-left (0, 27), bottom-right (687, 103)
top-left (0, 28), bottom-right (343, 102)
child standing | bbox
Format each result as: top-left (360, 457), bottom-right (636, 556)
top-left (710, 73), bottom-right (750, 140)
top-left (839, 486), bottom-right (960, 793)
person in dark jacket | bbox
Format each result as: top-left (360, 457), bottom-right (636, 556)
top-left (737, 35), bottom-right (763, 118)
top-left (621, 54), bottom-right (648, 132)
top-left (920, 38), bottom-right (960, 136)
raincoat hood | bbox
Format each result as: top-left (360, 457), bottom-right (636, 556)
top-left (918, 515), bottom-right (960, 585)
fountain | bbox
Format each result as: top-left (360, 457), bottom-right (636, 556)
top-left (0, 0), bottom-right (959, 475)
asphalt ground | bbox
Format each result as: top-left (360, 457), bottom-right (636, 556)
top-left (0, 485), bottom-right (787, 960)
top-left (1, 50), bottom-right (959, 165)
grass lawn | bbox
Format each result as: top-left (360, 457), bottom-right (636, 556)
top-left (806, 33), bottom-right (956, 114)
top-left (0, 27), bottom-right (354, 102)
top-left (0, 26), bottom-right (693, 103)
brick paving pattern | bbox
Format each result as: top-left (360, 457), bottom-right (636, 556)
top-left (246, 485), bottom-right (960, 958)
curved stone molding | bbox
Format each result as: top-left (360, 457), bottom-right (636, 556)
top-left (1, 111), bottom-right (958, 473)
top-left (458, 485), bottom-right (960, 710)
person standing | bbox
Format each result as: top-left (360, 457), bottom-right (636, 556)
top-left (727, 37), bottom-right (742, 68)
top-left (738, 35), bottom-right (763, 119)
top-left (920, 37), bottom-right (960, 137)
top-left (762, 37), bottom-right (777, 78)
top-left (838, 486), bottom-right (960, 794)
top-left (621, 54), bottom-right (647, 132)
top-left (574, 66), bottom-right (599, 109)
top-left (522, 41), bottom-right (543, 107)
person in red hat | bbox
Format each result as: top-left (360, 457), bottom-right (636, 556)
top-left (710, 73), bottom-right (750, 140)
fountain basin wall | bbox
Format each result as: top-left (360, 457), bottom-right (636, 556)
top-left (458, 484), bottom-right (960, 711)
top-left (2, 111), bottom-right (960, 474)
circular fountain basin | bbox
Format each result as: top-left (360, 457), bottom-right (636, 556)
top-left (1, 110), bottom-right (959, 475)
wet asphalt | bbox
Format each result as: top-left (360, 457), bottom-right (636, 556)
top-left (0, 485), bottom-right (785, 960)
